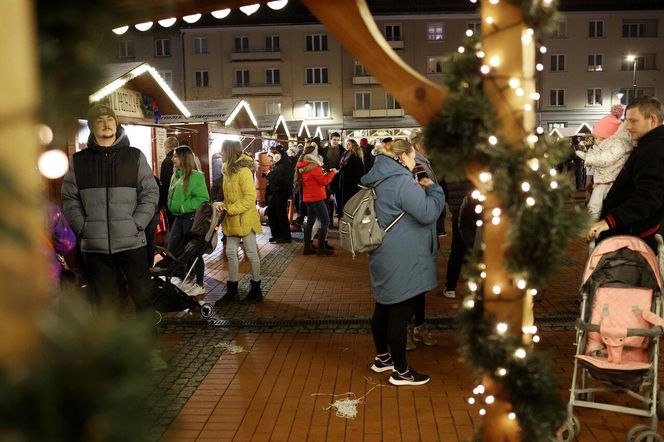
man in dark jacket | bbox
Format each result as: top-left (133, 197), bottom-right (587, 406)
top-left (442, 179), bottom-right (474, 298)
top-left (160, 136), bottom-right (178, 228)
top-left (62, 104), bottom-right (159, 309)
top-left (588, 96), bottom-right (664, 252)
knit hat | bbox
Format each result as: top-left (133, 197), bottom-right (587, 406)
top-left (592, 114), bottom-right (621, 139)
top-left (87, 104), bottom-right (117, 129)
top-left (610, 104), bottom-right (625, 119)
top-left (360, 137), bottom-right (368, 146)
top-left (310, 136), bottom-right (322, 148)
top-left (381, 137), bottom-right (393, 144)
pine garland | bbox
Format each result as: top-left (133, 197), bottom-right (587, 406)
top-left (424, 0), bottom-right (587, 440)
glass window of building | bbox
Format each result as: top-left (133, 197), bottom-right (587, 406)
top-left (155, 38), bottom-right (171, 57)
top-left (587, 88), bottom-right (603, 106)
top-left (549, 89), bottom-right (565, 106)
top-left (427, 23), bottom-right (444, 41)
top-left (355, 92), bottom-right (371, 110)
top-left (195, 70), bottom-right (209, 88)
top-left (385, 24), bottom-right (402, 41)
top-left (194, 37), bottom-right (208, 54)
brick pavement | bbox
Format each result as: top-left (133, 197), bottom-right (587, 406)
top-left (150, 215), bottom-right (664, 441)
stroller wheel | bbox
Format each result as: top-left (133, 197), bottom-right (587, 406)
top-left (200, 303), bottom-right (214, 318)
top-left (633, 430), bottom-right (664, 442)
top-left (556, 417), bottom-right (578, 442)
top-left (627, 424), bottom-right (654, 442)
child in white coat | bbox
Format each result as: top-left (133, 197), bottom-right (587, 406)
top-left (576, 115), bottom-right (633, 220)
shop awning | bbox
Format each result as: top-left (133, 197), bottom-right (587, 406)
top-left (161, 99), bottom-right (259, 132)
top-left (89, 62), bottom-right (190, 118)
top-left (550, 123), bottom-right (593, 138)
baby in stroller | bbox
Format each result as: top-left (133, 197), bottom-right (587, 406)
top-left (150, 201), bottom-right (223, 318)
top-left (559, 235), bottom-right (664, 442)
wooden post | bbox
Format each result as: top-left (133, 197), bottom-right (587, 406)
top-left (0, 0), bottom-right (50, 374)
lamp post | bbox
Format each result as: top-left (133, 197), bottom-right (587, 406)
top-left (626, 54), bottom-right (638, 100)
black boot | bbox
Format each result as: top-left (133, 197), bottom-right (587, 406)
top-left (317, 228), bottom-right (334, 256)
top-left (243, 280), bottom-right (263, 304)
top-left (215, 281), bottom-right (239, 306)
top-left (303, 226), bottom-right (316, 255)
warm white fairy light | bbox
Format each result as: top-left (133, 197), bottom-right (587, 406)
top-left (211, 9), bottom-right (231, 19)
top-left (539, 46), bottom-right (548, 54)
top-left (267, 0), bottom-right (289, 9)
top-left (485, 395), bottom-right (496, 404)
top-left (468, 397), bottom-right (476, 405)
top-left (486, 16), bottom-right (494, 25)
top-left (478, 194), bottom-right (487, 202)
top-left (38, 149), bottom-right (69, 179)
top-left (489, 0), bottom-right (499, 3)
top-left (515, 88), bottom-right (524, 97)
top-left (508, 78), bottom-right (520, 89)
top-left (496, 322), bottom-right (508, 334)
top-left (240, 4), bottom-right (261, 15)
top-left (522, 325), bottom-right (538, 334)
top-left (480, 65), bottom-right (491, 74)
top-left (158, 17), bottom-right (177, 27)
top-left (514, 348), bottom-right (527, 359)
top-left (492, 285), bottom-right (502, 295)
top-left (182, 14), bottom-right (202, 23)
top-left (37, 124), bottom-right (54, 145)
top-left (112, 26), bottom-right (129, 35)
top-left (470, 0), bottom-right (478, 3)
top-left (508, 412), bottom-right (517, 420)
top-left (479, 171), bottom-right (492, 183)
top-left (526, 197), bottom-right (536, 206)
top-left (468, 281), bottom-right (478, 292)
top-left (492, 216), bottom-right (501, 225)
top-left (531, 92), bottom-right (541, 100)
top-left (521, 182), bottom-right (531, 192)
top-left (476, 220), bottom-right (483, 227)
top-left (492, 208), bottom-right (501, 217)
top-left (533, 335), bottom-right (541, 343)
top-left (528, 288), bottom-right (538, 296)
top-left (458, 46), bottom-right (465, 53)
top-left (536, 63), bottom-right (544, 71)
top-left (527, 134), bottom-right (538, 143)
top-left (479, 408), bottom-right (487, 416)
top-left (135, 22), bottom-right (153, 31)
top-left (549, 168), bottom-right (557, 176)
top-left (521, 33), bottom-right (533, 44)
top-left (477, 50), bottom-right (486, 58)
top-left (550, 181), bottom-right (559, 189)
top-left (489, 56), bottom-right (500, 67)
top-left (496, 367), bottom-right (507, 376)
top-left (474, 385), bottom-right (485, 395)
top-left (543, 0), bottom-right (552, 4)
top-left (528, 159), bottom-right (540, 171)
top-left (487, 135), bottom-right (498, 145)
top-left (471, 190), bottom-right (481, 199)
top-left (536, 126), bottom-right (544, 134)
top-left (464, 298), bottom-right (476, 309)
top-left (474, 204), bottom-right (483, 214)
top-left (466, 29), bottom-right (474, 37)
top-left (480, 271), bottom-right (487, 279)
top-left (516, 279), bottom-right (527, 289)
top-left (524, 103), bottom-right (533, 112)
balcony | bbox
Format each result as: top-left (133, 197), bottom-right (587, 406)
top-left (231, 83), bottom-right (283, 96)
top-left (352, 109), bottom-right (405, 118)
top-left (352, 75), bottom-right (379, 85)
top-left (231, 48), bottom-right (282, 62)
top-left (387, 40), bottom-right (404, 49)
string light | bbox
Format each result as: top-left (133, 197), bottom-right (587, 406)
top-left (267, 0), bottom-right (289, 9)
top-left (466, 29), bottom-right (474, 37)
top-left (528, 159), bottom-right (540, 171)
top-left (468, 281), bottom-right (478, 292)
top-left (524, 103), bottom-right (533, 111)
top-left (485, 395), bottom-right (496, 404)
top-left (539, 46), bottom-right (548, 54)
top-left (549, 168), bottom-right (557, 176)
top-left (240, 4), bottom-right (261, 15)
top-left (496, 322), bottom-right (508, 334)
top-left (182, 14), bottom-right (202, 23)
top-left (486, 16), bottom-right (495, 25)
top-left (514, 348), bottom-right (527, 359)
top-left (478, 194), bottom-right (487, 202)
top-left (488, 135), bottom-right (498, 145)
top-left (464, 298), bottom-right (476, 309)
top-left (479, 408), bottom-right (487, 416)
top-left (37, 124), bottom-right (54, 145)
top-left (489, 56), bottom-right (500, 67)
top-left (508, 412), bottom-right (517, 420)
top-left (158, 17), bottom-right (177, 27)
top-left (516, 279), bottom-right (527, 289)
top-left (515, 88), bottom-right (524, 97)
top-left (531, 92), bottom-right (541, 100)
top-left (536, 63), bottom-right (544, 71)
top-left (211, 9), bottom-right (231, 19)
top-left (474, 385), bottom-right (485, 395)
top-left (508, 78), bottom-right (520, 89)
top-left (526, 197), bottom-right (536, 206)
top-left (112, 26), bottom-right (129, 35)
top-left (468, 397), bottom-right (476, 404)
top-left (533, 335), bottom-right (541, 343)
top-left (458, 46), bottom-right (466, 53)
top-left (134, 22), bottom-right (153, 31)
top-left (536, 126), bottom-right (544, 134)
top-left (472, 190), bottom-right (481, 199)
top-left (492, 208), bottom-right (501, 217)
top-left (521, 182), bottom-right (531, 192)
top-left (496, 367), bottom-right (507, 376)
top-left (480, 271), bottom-right (487, 279)
top-left (477, 50), bottom-right (486, 58)
top-left (527, 134), bottom-right (538, 143)
top-left (521, 33), bottom-right (533, 44)
top-left (475, 204), bottom-right (483, 214)
top-left (528, 288), bottom-right (538, 296)
top-left (479, 171), bottom-right (492, 183)
top-left (38, 149), bottom-right (69, 179)
top-left (492, 216), bottom-right (501, 225)
top-left (480, 65), bottom-right (491, 74)
top-left (492, 285), bottom-right (502, 295)
top-left (550, 181), bottom-right (558, 189)
top-left (476, 220), bottom-right (483, 227)
top-left (489, 0), bottom-right (499, 3)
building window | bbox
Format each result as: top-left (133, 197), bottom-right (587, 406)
top-left (235, 69), bottom-right (250, 86)
top-left (265, 101), bottom-right (282, 115)
top-left (118, 40), bottom-right (134, 59)
top-left (194, 37), bottom-right (208, 54)
top-left (552, 20), bottom-right (567, 38)
top-left (305, 34), bottom-right (328, 51)
top-left (385, 24), bottom-right (402, 41)
top-left (619, 87), bottom-right (656, 104)
top-left (550, 54), bottom-right (566, 72)
top-left (354, 60), bottom-right (370, 76)
top-left (621, 54), bottom-right (656, 71)
top-left (157, 70), bottom-right (173, 87)
top-left (622, 19), bottom-right (657, 38)
top-left (355, 92), bottom-right (371, 110)
top-left (194, 70), bottom-right (209, 88)
top-left (427, 23), bottom-right (444, 41)
top-left (265, 68), bottom-right (280, 85)
top-left (307, 101), bottom-right (331, 118)
top-left (587, 54), bottom-right (603, 71)
top-left (467, 22), bottom-right (481, 36)
top-left (550, 89), bottom-right (565, 106)
top-left (386, 93), bottom-right (401, 110)
top-left (588, 20), bottom-right (604, 38)
top-left (234, 36), bottom-right (249, 52)
top-left (426, 57), bottom-right (443, 74)
top-left (265, 35), bottom-right (280, 51)
top-left (155, 38), bottom-right (171, 57)
top-left (587, 88), bottom-right (603, 106)
top-left (548, 122), bottom-right (566, 131)
top-left (305, 67), bottom-right (329, 84)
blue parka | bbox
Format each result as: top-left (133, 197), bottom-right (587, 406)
top-left (360, 154), bottom-right (445, 304)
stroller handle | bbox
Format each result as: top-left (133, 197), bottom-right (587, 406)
top-left (576, 319), bottom-right (664, 338)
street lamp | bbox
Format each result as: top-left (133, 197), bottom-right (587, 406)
top-left (291, 99), bottom-right (312, 119)
top-left (625, 54), bottom-right (638, 100)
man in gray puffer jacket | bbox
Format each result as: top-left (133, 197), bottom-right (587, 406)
top-left (62, 105), bottom-right (158, 309)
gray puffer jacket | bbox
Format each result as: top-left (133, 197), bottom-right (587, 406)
top-left (61, 126), bottom-right (159, 254)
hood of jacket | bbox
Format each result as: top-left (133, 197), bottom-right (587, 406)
top-left (361, 154), bottom-right (412, 186)
top-left (637, 124), bottom-right (664, 148)
top-left (86, 125), bottom-right (130, 153)
top-left (225, 154), bottom-right (256, 176)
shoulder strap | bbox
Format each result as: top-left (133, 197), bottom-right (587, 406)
top-left (370, 176), bottom-right (405, 231)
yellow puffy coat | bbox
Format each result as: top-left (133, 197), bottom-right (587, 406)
top-left (222, 154), bottom-right (263, 237)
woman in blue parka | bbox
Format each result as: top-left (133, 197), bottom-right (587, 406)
top-left (361, 139), bottom-right (445, 386)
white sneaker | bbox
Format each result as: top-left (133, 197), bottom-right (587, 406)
top-left (186, 283), bottom-right (205, 297)
top-left (442, 290), bottom-right (456, 299)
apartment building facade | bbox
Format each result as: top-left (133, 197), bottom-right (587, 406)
top-left (107, 3), bottom-right (664, 136)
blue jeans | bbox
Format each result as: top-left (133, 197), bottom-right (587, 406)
top-left (168, 213), bottom-right (204, 285)
top-left (306, 200), bottom-right (330, 230)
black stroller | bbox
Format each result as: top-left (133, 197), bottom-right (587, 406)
top-left (150, 202), bottom-right (223, 319)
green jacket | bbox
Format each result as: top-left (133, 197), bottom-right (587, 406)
top-left (168, 168), bottom-right (209, 215)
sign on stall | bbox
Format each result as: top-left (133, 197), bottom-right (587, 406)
top-left (107, 88), bottom-right (145, 119)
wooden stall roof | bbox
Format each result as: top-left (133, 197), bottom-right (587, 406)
top-left (285, 120), bottom-right (311, 139)
top-left (89, 62), bottom-right (190, 117)
top-left (160, 99), bottom-right (259, 132)
top-left (256, 114), bottom-right (290, 139)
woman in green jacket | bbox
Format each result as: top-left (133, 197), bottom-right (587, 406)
top-left (214, 139), bottom-right (263, 305)
top-left (167, 146), bottom-right (210, 296)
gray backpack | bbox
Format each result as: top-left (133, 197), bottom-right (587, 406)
top-left (339, 178), bottom-right (405, 257)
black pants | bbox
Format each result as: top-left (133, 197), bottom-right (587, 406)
top-left (371, 296), bottom-right (418, 372)
top-left (84, 247), bottom-right (153, 312)
top-left (145, 211), bottom-right (160, 267)
top-left (267, 192), bottom-right (291, 240)
top-left (414, 293), bottom-right (425, 326)
top-left (445, 213), bottom-right (468, 291)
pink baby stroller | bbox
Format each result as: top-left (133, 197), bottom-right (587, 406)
top-left (559, 235), bottom-right (664, 442)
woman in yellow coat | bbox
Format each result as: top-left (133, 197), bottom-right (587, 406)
top-left (214, 140), bottom-right (263, 304)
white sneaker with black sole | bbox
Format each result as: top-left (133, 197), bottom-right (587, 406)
top-left (389, 368), bottom-right (430, 386)
top-left (442, 290), bottom-right (456, 299)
